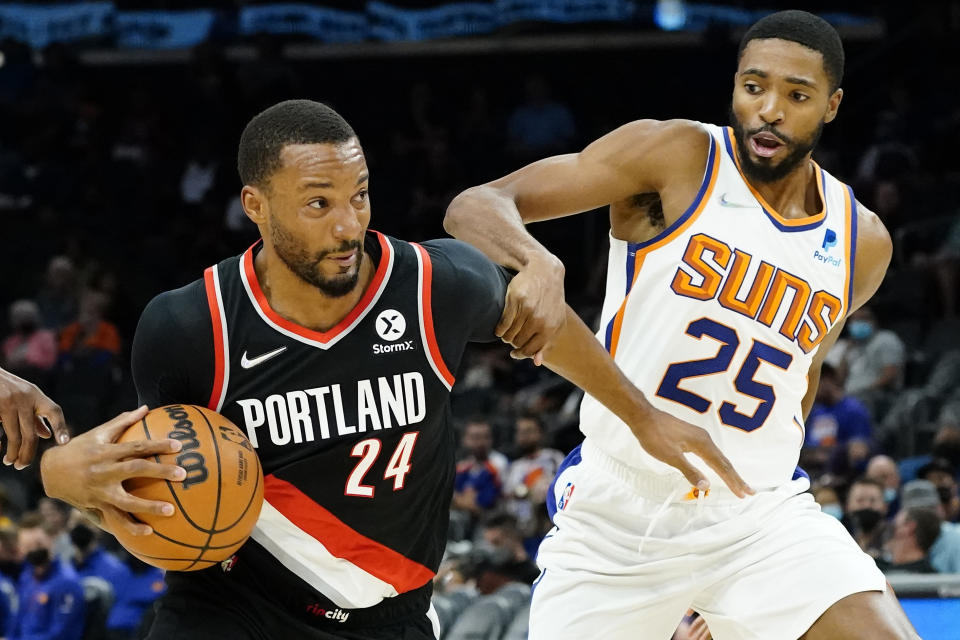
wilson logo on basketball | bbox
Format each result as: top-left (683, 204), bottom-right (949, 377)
top-left (164, 406), bottom-right (209, 489)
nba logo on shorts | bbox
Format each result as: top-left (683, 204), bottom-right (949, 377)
top-left (557, 482), bottom-right (575, 511)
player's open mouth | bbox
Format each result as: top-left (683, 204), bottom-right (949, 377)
top-left (749, 132), bottom-right (784, 158)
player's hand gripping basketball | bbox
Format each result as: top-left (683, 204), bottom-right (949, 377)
top-left (497, 253), bottom-right (567, 364)
top-left (40, 405), bottom-right (186, 537)
top-left (0, 368), bottom-right (70, 468)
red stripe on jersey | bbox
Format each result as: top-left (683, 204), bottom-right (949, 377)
top-left (264, 475), bottom-right (435, 594)
top-left (411, 244), bottom-right (455, 388)
top-left (203, 267), bottom-right (226, 410)
top-left (242, 232), bottom-right (392, 344)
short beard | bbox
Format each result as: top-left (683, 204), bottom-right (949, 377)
top-left (270, 218), bottom-right (363, 298)
top-left (728, 104), bottom-right (822, 184)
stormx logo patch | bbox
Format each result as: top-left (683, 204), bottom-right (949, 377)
top-left (373, 309), bottom-right (414, 354)
top-left (813, 228), bottom-right (842, 267)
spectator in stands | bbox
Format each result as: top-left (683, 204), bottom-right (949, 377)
top-left (900, 424), bottom-right (960, 483)
top-left (475, 513), bottom-right (540, 594)
top-left (877, 507), bottom-right (941, 574)
top-left (507, 76), bottom-right (576, 161)
top-left (452, 418), bottom-right (507, 517)
top-left (37, 498), bottom-right (72, 562)
top-left (837, 306), bottom-right (906, 419)
top-left (803, 363), bottom-right (873, 478)
top-left (106, 551), bottom-right (166, 640)
top-left (843, 477), bottom-right (888, 560)
top-left (918, 457), bottom-right (960, 522)
top-left (503, 413), bottom-right (563, 545)
top-left (34, 256), bottom-right (78, 331)
top-left (58, 290), bottom-right (121, 365)
top-left (866, 454), bottom-right (902, 515)
top-left (69, 522), bottom-right (125, 599)
top-left (0, 526), bottom-right (21, 581)
top-left (1, 300), bottom-right (57, 387)
top-left (912, 215), bottom-right (960, 319)
top-left (901, 479), bottom-right (960, 574)
top-left (10, 512), bottom-right (85, 640)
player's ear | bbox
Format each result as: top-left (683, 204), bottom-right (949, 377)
top-left (824, 87), bottom-right (843, 124)
top-left (241, 185), bottom-right (267, 224)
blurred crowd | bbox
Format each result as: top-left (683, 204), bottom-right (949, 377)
top-left (0, 11), bottom-right (958, 638)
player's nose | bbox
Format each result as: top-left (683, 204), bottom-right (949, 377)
top-left (330, 205), bottom-right (363, 240)
top-left (758, 94), bottom-right (784, 125)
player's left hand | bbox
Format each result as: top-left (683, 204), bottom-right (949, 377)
top-left (632, 405), bottom-right (754, 499)
top-left (0, 368), bottom-right (70, 468)
top-left (688, 614), bottom-right (713, 640)
top-left (498, 253), bottom-right (567, 364)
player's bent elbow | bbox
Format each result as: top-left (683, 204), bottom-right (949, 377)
top-left (444, 186), bottom-right (494, 236)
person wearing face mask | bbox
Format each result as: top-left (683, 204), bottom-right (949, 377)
top-left (69, 522), bottom-right (125, 602)
top-left (917, 457), bottom-right (960, 523)
top-left (502, 413), bottom-right (564, 544)
top-left (865, 454), bottom-right (902, 516)
top-left (843, 477), bottom-right (889, 559)
top-left (0, 301), bottom-right (57, 388)
top-left (838, 306), bottom-right (906, 420)
top-left (10, 512), bottom-right (85, 640)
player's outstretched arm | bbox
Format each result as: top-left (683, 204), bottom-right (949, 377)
top-left (0, 367), bottom-right (70, 468)
top-left (445, 119), bottom-right (708, 360)
top-left (40, 406), bottom-right (186, 537)
top-left (537, 307), bottom-right (754, 498)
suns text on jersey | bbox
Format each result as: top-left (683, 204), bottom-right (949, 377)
top-left (234, 372), bottom-right (426, 448)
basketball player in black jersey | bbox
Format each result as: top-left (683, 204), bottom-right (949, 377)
top-left (37, 100), bottom-right (748, 640)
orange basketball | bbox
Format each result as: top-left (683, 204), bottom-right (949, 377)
top-left (106, 404), bottom-right (264, 571)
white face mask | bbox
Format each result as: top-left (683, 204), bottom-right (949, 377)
top-left (821, 503), bottom-right (843, 520)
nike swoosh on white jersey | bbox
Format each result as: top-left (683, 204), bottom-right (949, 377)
top-left (718, 193), bottom-right (757, 208)
top-left (240, 346), bottom-right (288, 369)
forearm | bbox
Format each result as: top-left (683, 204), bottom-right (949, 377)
top-left (541, 307), bottom-right (653, 432)
top-left (444, 186), bottom-right (562, 273)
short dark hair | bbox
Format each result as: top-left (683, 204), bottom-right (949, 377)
top-left (738, 10), bottom-right (844, 91)
top-left (850, 476), bottom-right (884, 494)
top-left (904, 507), bottom-right (942, 553)
top-left (237, 100), bottom-right (357, 188)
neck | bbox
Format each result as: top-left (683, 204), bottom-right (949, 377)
top-left (892, 544), bottom-right (925, 565)
top-left (254, 245), bottom-right (375, 333)
top-left (735, 148), bottom-right (821, 219)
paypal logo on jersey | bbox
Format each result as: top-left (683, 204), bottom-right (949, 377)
top-left (813, 228), bottom-right (842, 267)
top-left (821, 229), bottom-right (838, 251)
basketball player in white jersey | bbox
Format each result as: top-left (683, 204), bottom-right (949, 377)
top-left (445, 10), bottom-right (919, 640)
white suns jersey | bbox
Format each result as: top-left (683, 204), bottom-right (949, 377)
top-left (581, 122), bottom-right (859, 493)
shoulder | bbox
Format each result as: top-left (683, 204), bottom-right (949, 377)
top-left (418, 238), bottom-right (509, 286)
top-left (850, 201), bottom-right (892, 313)
top-left (139, 278), bottom-right (210, 333)
top-left (583, 119), bottom-right (710, 167)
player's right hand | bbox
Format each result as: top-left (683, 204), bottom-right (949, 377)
top-left (498, 252), bottom-right (567, 364)
top-left (39, 406), bottom-right (187, 537)
top-left (0, 367), bottom-right (70, 468)
top-left (632, 405), bottom-right (754, 499)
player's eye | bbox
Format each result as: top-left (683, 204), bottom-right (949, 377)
top-left (744, 82), bottom-right (761, 94)
top-left (792, 91), bottom-right (809, 102)
top-left (353, 190), bottom-right (368, 205)
top-left (308, 199), bottom-right (328, 209)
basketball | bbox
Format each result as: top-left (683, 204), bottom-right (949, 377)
top-left (106, 404), bottom-right (264, 571)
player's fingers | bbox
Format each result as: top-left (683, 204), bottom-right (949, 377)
top-left (15, 406), bottom-right (37, 469)
top-left (0, 409), bottom-right (22, 467)
top-left (516, 332), bottom-right (549, 360)
top-left (110, 488), bottom-right (176, 518)
top-left (507, 322), bottom-right (538, 353)
top-left (115, 438), bottom-right (182, 461)
top-left (101, 504), bottom-right (153, 537)
top-left (35, 396), bottom-right (68, 444)
top-left (672, 456), bottom-right (710, 495)
top-left (533, 350), bottom-right (544, 367)
top-left (690, 616), bottom-right (712, 640)
top-left (495, 296), bottom-right (520, 338)
top-left (692, 434), bottom-right (753, 498)
top-left (116, 458), bottom-right (186, 483)
top-left (500, 304), bottom-right (529, 345)
top-left (95, 406), bottom-right (150, 443)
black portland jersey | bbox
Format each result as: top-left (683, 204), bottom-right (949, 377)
top-left (131, 231), bottom-right (509, 619)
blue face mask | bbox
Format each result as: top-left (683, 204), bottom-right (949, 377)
top-left (848, 320), bottom-right (874, 341)
top-left (821, 503), bottom-right (843, 520)
top-left (884, 487), bottom-right (897, 504)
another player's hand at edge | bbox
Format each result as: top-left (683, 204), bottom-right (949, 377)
top-left (0, 367), bottom-right (70, 468)
top-left (632, 405), bottom-right (755, 499)
top-left (498, 252), bottom-right (567, 365)
top-left (39, 406), bottom-right (187, 537)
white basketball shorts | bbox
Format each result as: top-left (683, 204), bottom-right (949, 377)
top-left (529, 439), bottom-right (887, 640)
